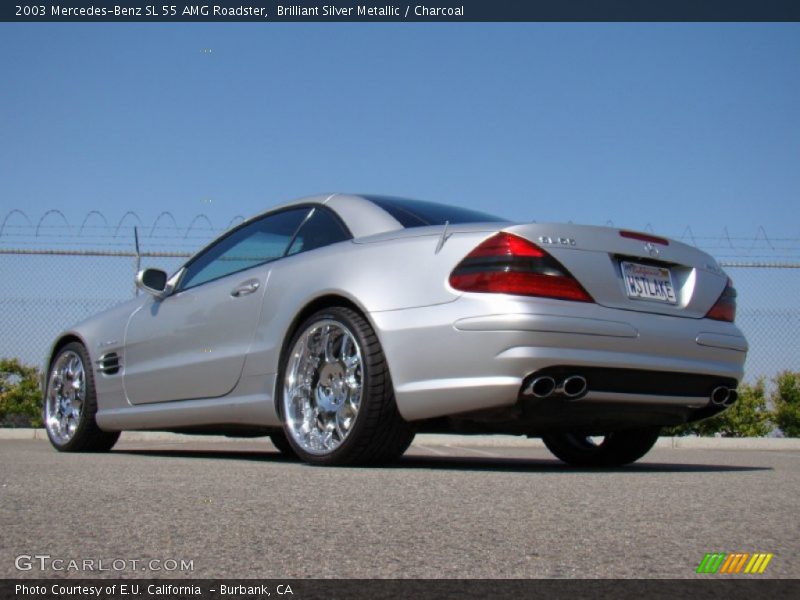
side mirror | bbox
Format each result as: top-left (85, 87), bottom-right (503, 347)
top-left (136, 268), bottom-right (170, 298)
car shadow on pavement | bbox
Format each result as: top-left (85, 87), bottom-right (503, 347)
top-left (395, 454), bottom-right (772, 473)
top-left (113, 447), bottom-right (771, 473)
top-left (115, 448), bottom-right (296, 463)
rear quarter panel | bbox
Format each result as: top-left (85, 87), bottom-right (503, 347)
top-left (240, 228), bottom-right (497, 380)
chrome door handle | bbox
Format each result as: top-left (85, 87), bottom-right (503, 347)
top-left (230, 279), bottom-right (260, 297)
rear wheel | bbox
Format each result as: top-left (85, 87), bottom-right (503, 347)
top-left (268, 431), bottom-right (298, 459)
top-left (44, 342), bottom-right (120, 453)
top-left (278, 307), bottom-right (414, 466)
top-left (542, 427), bottom-right (661, 467)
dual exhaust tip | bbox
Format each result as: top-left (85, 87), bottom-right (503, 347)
top-left (710, 386), bottom-right (739, 407)
top-left (526, 375), bottom-right (587, 400)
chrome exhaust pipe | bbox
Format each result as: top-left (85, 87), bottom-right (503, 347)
top-left (710, 386), bottom-right (730, 406)
top-left (562, 375), bottom-right (588, 399)
top-left (723, 389), bottom-right (738, 407)
top-left (527, 376), bottom-right (557, 398)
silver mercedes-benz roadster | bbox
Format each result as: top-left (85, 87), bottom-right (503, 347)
top-left (43, 194), bottom-right (747, 466)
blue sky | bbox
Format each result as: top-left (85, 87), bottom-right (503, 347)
top-left (1, 23), bottom-right (798, 239)
top-left (2, 22), bottom-right (798, 375)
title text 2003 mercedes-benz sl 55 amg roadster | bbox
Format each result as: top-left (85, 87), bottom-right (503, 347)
top-left (43, 194), bottom-right (748, 466)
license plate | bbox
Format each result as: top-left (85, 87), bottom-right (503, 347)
top-left (621, 261), bottom-right (677, 304)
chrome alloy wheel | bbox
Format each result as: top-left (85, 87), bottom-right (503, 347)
top-left (283, 320), bottom-right (363, 455)
top-left (45, 350), bottom-right (85, 445)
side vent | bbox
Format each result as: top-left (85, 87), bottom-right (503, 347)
top-left (97, 352), bottom-right (121, 375)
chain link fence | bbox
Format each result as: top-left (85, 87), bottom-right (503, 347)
top-left (0, 245), bottom-right (797, 381)
top-left (721, 263), bottom-right (800, 381)
top-left (0, 248), bottom-right (188, 366)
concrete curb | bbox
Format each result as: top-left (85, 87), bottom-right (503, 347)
top-left (2, 428), bottom-right (799, 450)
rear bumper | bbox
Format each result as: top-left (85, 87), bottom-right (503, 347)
top-left (370, 294), bottom-right (747, 422)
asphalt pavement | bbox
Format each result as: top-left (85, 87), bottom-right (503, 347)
top-left (1, 438), bottom-right (798, 579)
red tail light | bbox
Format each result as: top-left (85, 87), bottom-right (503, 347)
top-left (449, 232), bottom-right (594, 303)
top-left (706, 278), bottom-right (737, 322)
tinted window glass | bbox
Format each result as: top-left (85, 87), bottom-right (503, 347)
top-left (287, 207), bottom-right (351, 256)
top-left (365, 195), bottom-right (506, 228)
top-left (180, 207), bottom-right (309, 290)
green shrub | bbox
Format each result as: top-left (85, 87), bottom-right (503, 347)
top-left (0, 358), bottom-right (43, 427)
top-left (772, 371), bottom-right (800, 437)
top-left (665, 378), bottom-right (771, 437)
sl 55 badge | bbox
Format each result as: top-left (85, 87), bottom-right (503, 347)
top-left (538, 236), bottom-right (576, 246)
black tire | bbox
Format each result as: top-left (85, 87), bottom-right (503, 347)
top-left (268, 431), bottom-right (299, 459)
top-left (43, 342), bottom-right (120, 453)
top-left (277, 307), bottom-right (414, 466)
top-left (542, 427), bottom-right (661, 467)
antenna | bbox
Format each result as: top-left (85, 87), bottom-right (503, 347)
top-left (134, 226), bottom-right (141, 296)
top-left (435, 221), bottom-right (450, 254)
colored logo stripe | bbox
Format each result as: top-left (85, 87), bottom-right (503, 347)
top-left (697, 553), bottom-right (726, 573)
top-left (720, 553), bottom-right (749, 573)
top-left (697, 553), bottom-right (773, 574)
top-left (744, 553), bottom-right (774, 574)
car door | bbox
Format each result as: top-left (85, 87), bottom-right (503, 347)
top-left (123, 207), bottom-right (311, 405)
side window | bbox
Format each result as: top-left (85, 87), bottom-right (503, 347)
top-left (286, 207), bottom-right (351, 256)
top-left (179, 208), bottom-right (310, 290)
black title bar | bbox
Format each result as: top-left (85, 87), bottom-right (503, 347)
top-left (3, 1), bottom-right (800, 22)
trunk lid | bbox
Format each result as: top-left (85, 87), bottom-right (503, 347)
top-left (504, 223), bottom-right (728, 319)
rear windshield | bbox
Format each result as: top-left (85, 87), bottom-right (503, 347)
top-left (364, 195), bottom-right (507, 228)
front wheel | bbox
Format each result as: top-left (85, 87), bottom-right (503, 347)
top-left (278, 307), bottom-right (414, 466)
top-left (542, 427), bottom-right (661, 467)
top-left (44, 342), bottom-right (120, 452)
